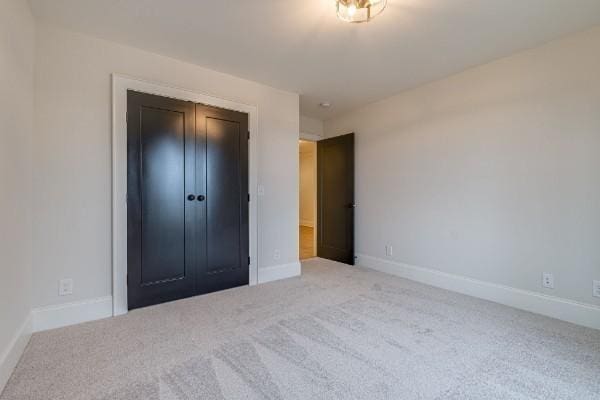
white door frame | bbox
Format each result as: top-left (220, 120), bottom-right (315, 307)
top-left (111, 74), bottom-right (259, 316)
top-left (299, 131), bottom-right (322, 141)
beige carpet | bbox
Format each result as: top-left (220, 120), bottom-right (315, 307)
top-left (2, 258), bottom-right (599, 399)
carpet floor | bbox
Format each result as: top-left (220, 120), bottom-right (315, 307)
top-left (2, 258), bottom-right (599, 399)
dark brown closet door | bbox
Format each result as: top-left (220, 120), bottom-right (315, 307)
top-left (195, 105), bottom-right (249, 294)
top-left (127, 90), bottom-right (197, 310)
top-left (317, 133), bottom-right (355, 265)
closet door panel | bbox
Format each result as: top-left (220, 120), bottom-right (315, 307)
top-left (196, 105), bottom-right (249, 294)
top-left (206, 117), bottom-right (241, 272)
top-left (127, 91), bottom-right (197, 310)
top-left (139, 107), bottom-right (186, 283)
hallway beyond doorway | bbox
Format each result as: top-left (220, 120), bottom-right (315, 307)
top-left (299, 225), bottom-right (314, 260)
top-left (299, 139), bottom-right (317, 260)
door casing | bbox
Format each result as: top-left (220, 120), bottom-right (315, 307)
top-left (112, 74), bottom-right (259, 316)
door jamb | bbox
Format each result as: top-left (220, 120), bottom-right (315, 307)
top-left (299, 131), bottom-right (322, 142)
top-left (112, 74), bottom-right (259, 316)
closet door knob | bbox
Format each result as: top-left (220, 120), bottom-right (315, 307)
top-left (187, 194), bottom-right (196, 201)
top-left (197, 195), bottom-right (206, 201)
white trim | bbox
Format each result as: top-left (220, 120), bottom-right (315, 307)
top-left (356, 254), bottom-right (600, 330)
top-left (299, 219), bottom-right (314, 228)
top-left (257, 262), bottom-right (302, 284)
top-left (112, 74), bottom-right (259, 316)
top-left (312, 143), bottom-right (317, 253)
top-left (31, 296), bottom-right (113, 333)
top-left (299, 131), bottom-right (323, 141)
top-left (0, 314), bottom-right (32, 395)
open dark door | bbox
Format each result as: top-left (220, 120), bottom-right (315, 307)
top-left (317, 133), bottom-right (355, 265)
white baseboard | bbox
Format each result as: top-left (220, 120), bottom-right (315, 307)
top-left (32, 296), bottom-right (113, 333)
top-left (300, 220), bottom-right (314, 228)
top-left (258, 261), bottom-right (302, 284)
top-left (0, 313), bottom-right (32, 395)
top-left (356, 254), bottom-right (600, 331)
top-left (31, 264), bottom-right (302, 332)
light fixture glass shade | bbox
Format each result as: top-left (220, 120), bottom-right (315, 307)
top-left (336, 0), bottom-right (387, 23)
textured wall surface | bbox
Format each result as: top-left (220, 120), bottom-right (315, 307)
top-left (325, 27), bottom-right (600, 306)
top-left (33, 23), bottom-right (299, 308)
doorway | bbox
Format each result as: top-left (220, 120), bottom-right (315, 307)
top-left (112, 75), bottom-right (259, 316)
top-left (299, 133), bottom-right (355, 264)
top-left (299, 140), bottom-right (317, 259)
top-left (127, 90), bottom-right (249, 310)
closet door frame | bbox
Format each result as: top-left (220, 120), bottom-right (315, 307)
top-left (112, 74), bottom-right (259, 316)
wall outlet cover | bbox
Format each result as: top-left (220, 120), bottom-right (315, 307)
top-left (59, 278), bottom-right (74, 296)
top-left (385, 245), bottom-right (393, 257)
top-left (593, 280), bottom-right (600, 298)
top-left (542, 272), bottom-right (554, 289)
top-left (273, 249), bottom-right (281, 261)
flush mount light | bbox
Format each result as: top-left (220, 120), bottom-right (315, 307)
top-left (336, 0), bottom-right (387, 23)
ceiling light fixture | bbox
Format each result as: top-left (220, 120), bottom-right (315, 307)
top-left (336, 0), bottom-right (387, 23)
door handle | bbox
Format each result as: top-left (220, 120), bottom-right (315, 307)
top-left (197, 195), bottom-right (206, 201)
top-left (187, 194), bottom-right (196, 201)
top-left (347, 203), bottom-right (356, 208)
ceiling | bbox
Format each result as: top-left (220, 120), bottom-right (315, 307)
top-left (29, 0), bottom-right (600, 120)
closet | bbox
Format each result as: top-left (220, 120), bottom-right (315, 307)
top-left (126, 91), bottom-right (249, 310)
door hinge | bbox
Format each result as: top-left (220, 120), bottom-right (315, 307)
top-left (126, 111), bottom-right (128, 124)
top-left (248, 193), bottom-right (250, 202)
top-left (248, 256), bottom-right (251, 266)
top-left (248, 131), bottom-right (250, 140)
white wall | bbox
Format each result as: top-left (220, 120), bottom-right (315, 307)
top-left (325, 26), bottom-right (600, 308)
top-left (0, 0), bottom-right (35, 390)
top-left (299, 142), bottom-right (316, 227)
top-left (33, 23), bottom-right (299, 310)
top-left (300, 115), bottom-right (324, 138)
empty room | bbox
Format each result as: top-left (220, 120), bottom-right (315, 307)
top-left (1, 0), bottom-right (600, 399)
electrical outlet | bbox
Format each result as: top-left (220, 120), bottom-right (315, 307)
top-left (542, 272), bottom-right (554, 289)
top-left (257, 185), bottom-right (265, 196)
top-left (385, 245), bottom-right (393, 257)
top-left (593, 280), bottom-right (600, 298)
top-left (59, 278), bottom-right (73, 296)
top-left (273, 249), bottom-right (281, 261)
